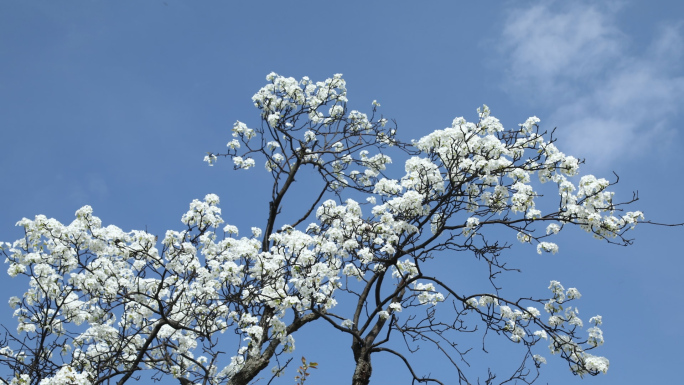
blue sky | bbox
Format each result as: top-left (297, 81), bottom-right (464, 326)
top-left (1, 1), bottom-right (683, 384)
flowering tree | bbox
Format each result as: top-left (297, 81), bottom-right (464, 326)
top-left (0, 73), bottom-right (661, 385)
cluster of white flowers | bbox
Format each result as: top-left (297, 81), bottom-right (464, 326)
top-left (409, 106), bottom-right (643, 255)
top-left (347, 110), bottom-right (372, 132)
top-left (258, 73), bottom-right (347, 115)
top-left (463, 217), bottom-right (479, 236)
top-left (537, 242), bottom-right (559, 254)
top-left (233, 156), bottom-right (255, 170)
top-left (401, 157), bottom-right (444, 196)
top-left (4, 194), bottom-right (344, 383)
top-left (203, 153), bottom-right (218, 166)
top-left (465, 278), bottom-right (606, 375)
top-left (37, 366), bottom-right (92, 385)
top-left (208, 73), bottom-right (399, 201)
top-left (540, 281), bottom-right (609, 375)
top-left (4, 74), bottom-right (644, 383)
top-left (412, 282), bottom-right (445, 305)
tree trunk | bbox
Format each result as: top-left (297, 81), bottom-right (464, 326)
top-left (351, 343), bottom-right (372, 385)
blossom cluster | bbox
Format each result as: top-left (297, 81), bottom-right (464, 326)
top-left (1, 73), bottom-right (645, 384)
top-left (467, 280), bottom-right (607, 376)
top-left (203, 73), bottom-right (398, 196)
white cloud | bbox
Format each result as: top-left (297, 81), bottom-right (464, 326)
top-left (502, 2), bottom-right (623, 95)
top-left (499, 2), bottom-right (684, 167)
top-left (67, 173), bottom-right (110, 205)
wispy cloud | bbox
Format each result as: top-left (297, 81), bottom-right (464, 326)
top-left (67, 173), bottom-right (110, 206)
top-left (499, 2), bottom-right (684, 167)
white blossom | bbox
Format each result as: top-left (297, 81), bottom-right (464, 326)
top-left (3, 74), bottom-right (642, 384)
top-left (537, 242), bottom-right (558, 254)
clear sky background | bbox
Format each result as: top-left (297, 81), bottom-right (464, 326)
top-left (1, 1), bottom-right (683, 384)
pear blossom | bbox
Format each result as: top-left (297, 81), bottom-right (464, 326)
top-left (1, 73), bottom-right (651, 385)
